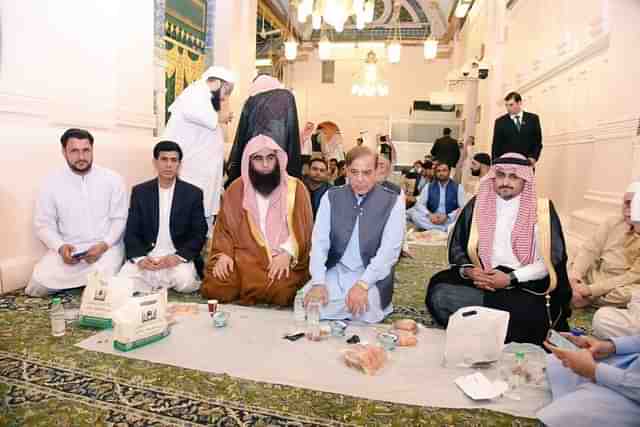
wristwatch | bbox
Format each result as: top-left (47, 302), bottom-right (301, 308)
top-left (356, 281), bottom-right (369, 291)
top-left (508, 272), bottom-right (519, 287)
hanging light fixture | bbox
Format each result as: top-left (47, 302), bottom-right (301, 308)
top-left (285, 38), bottom-right (298, 61)
top-left (387, 6), bottom-right (401, 64)
top-left (455, 0), bottom-right (471, 18)
top-left (312, 10), bottom-right (322, 30)
top-left (318, 25), bottom-right (332, 60)
top-left (388, 42), bottom-right (401, 64)
top-left (364, 0), bottom-right (375, 23)
top-left (423, 37), bottom-right (438, 60)
top-left (297, 0), bottom-right (313, 23)
top-left (285, 3), bottom-right (298, 61)
top-left (299, 0), bottom-right (373, 33)
top-left (352, 50), bottom-right (389, 96)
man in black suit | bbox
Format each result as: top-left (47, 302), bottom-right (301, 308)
top-left (430, 128), bottom-right (461, 168)
top-left (119, 141), bottom-right (207, 293)
top-left (492, 91), bottom-right (543, 167)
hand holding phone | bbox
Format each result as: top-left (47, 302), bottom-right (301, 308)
top-left (547, 329), bottom-right (580, 351)
top-left (71, 250), bottom-right (89, 260)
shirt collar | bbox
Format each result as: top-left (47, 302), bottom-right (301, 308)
top-left (65, 165), bottom-right (94, 181)
top-left (158, 179), bottom-right (176, 192)
top-left (497, 194), bottom-right (521, 210)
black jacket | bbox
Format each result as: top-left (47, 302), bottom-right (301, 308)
top-left (226, 89), bottom-right (301, 186)
top-left (430, 136), bottom-right (461, 168)
top-left (124, 178), bottom-right (207, 262)
top-left (492, 111), bottom-right (542, 161)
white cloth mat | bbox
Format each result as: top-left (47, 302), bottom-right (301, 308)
top-left (76, 304), bottom-right (550, 418)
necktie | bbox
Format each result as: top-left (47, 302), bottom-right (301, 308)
top-left (514, 115), bottom-right (521, 131)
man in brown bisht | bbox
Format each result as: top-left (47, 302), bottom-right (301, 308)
top-left (202, 135), bottom-right (313, 306)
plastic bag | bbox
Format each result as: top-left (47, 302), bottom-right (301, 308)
top-left (79, 271), bottom-right (134, 329)
top-left (443, 306), bottom-right (509, 368)
top-left (499, 342), bottom-right (548, 387)
top-left (343, 344), bottom-right (388, 375)
top-left (112, 289), bottom-right (169, 352)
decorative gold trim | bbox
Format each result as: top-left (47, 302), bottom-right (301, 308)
top-left (286, 177), bottom-right (300, 264)
top-left (163, 36), bottom-right (204, 57)
top-left (536, 198), bottom-right (557, 294)
top-left (467, 201), bottom-right (481, 268)
top-left (247, 211), bottom-right (272, 262)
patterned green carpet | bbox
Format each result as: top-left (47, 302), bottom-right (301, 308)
top-left (0, 246), bottom-right (593, 426)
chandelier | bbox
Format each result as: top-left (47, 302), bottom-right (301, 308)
top-left (296, 0), bottom-right (375, 32)
top-left (351, 51), bottom-right (389, 96)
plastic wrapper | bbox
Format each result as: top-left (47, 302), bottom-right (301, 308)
top-left (342, 344), bottom-right (388, 375)
top-left (444, 306), bottom-right (509, 367)
top-left (499, 343), bottom-right (548, 387)
top-left (393, 319), bottom-right (418, 334)
top-left (391, 329), bottom-right (418, 347)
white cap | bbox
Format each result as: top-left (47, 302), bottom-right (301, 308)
top-left (632, 192), bottom-right (640, 224)
top-left (201, 66), bottom-right (237, 84)
top-left (627, 181), bottom-right (640, 194)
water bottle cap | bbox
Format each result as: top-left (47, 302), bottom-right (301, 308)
top-left (52, 297), bottom-right (61, 304)
top-left (515, 351), bottom-right (525, 359)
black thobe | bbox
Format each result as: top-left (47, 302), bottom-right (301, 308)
top-left (426, 197), bottom-right (572, 345)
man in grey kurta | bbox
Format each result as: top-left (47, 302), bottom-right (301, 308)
top-left (303, 146), bottom-right (405, 323)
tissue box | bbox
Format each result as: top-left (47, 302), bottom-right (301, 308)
top-left (113, 290), bottom-right (169, 352)
top-left (79, 273), bottom-right (133, 329)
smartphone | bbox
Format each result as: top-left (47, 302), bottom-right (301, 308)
top-left (71, 250), bottom-right (89, 259)
top-left (283, 332), bottom-right (305, 342)
top-left (547, 329), bottom-right (580, 351)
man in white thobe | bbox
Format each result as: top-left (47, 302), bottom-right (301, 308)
top-left (26, 129), bottom-right (127, 297)
top-left (163, 66), bottom-right (236, 232)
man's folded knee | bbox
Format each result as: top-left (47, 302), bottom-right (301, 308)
top-left (200, 282), bottom-right (239, 302)
top-left (25, 281), bottom-right (52, 298)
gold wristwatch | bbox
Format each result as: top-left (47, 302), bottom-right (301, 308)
top-left (356, 281), bottom-right (369, 291)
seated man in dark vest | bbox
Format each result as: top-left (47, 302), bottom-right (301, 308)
top-left (407, 162), bottom-right (465, 232)
top-left (303, 146), bottom-right (405, 323)
top-left (426, 153), bottom-right (572, 345)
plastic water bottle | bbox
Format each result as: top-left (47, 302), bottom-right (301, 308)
top-left (506, 351), bottom-right (525, 400)
top-left (50, 297), bottom-right (66, 337)
top-left (306, 300), bottom-right (322, 341)
top-left (294, 290), bottom-right (306, 324)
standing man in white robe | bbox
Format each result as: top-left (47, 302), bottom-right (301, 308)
top-left (163, 66), bottom-right (236, 232)
top-left (26, 129), bottom-right (127, 297)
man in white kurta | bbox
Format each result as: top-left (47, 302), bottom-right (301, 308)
top-left (163, 66), bottom-right (236, 232)
top-left (26, 129), bottom-right (127, 297)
